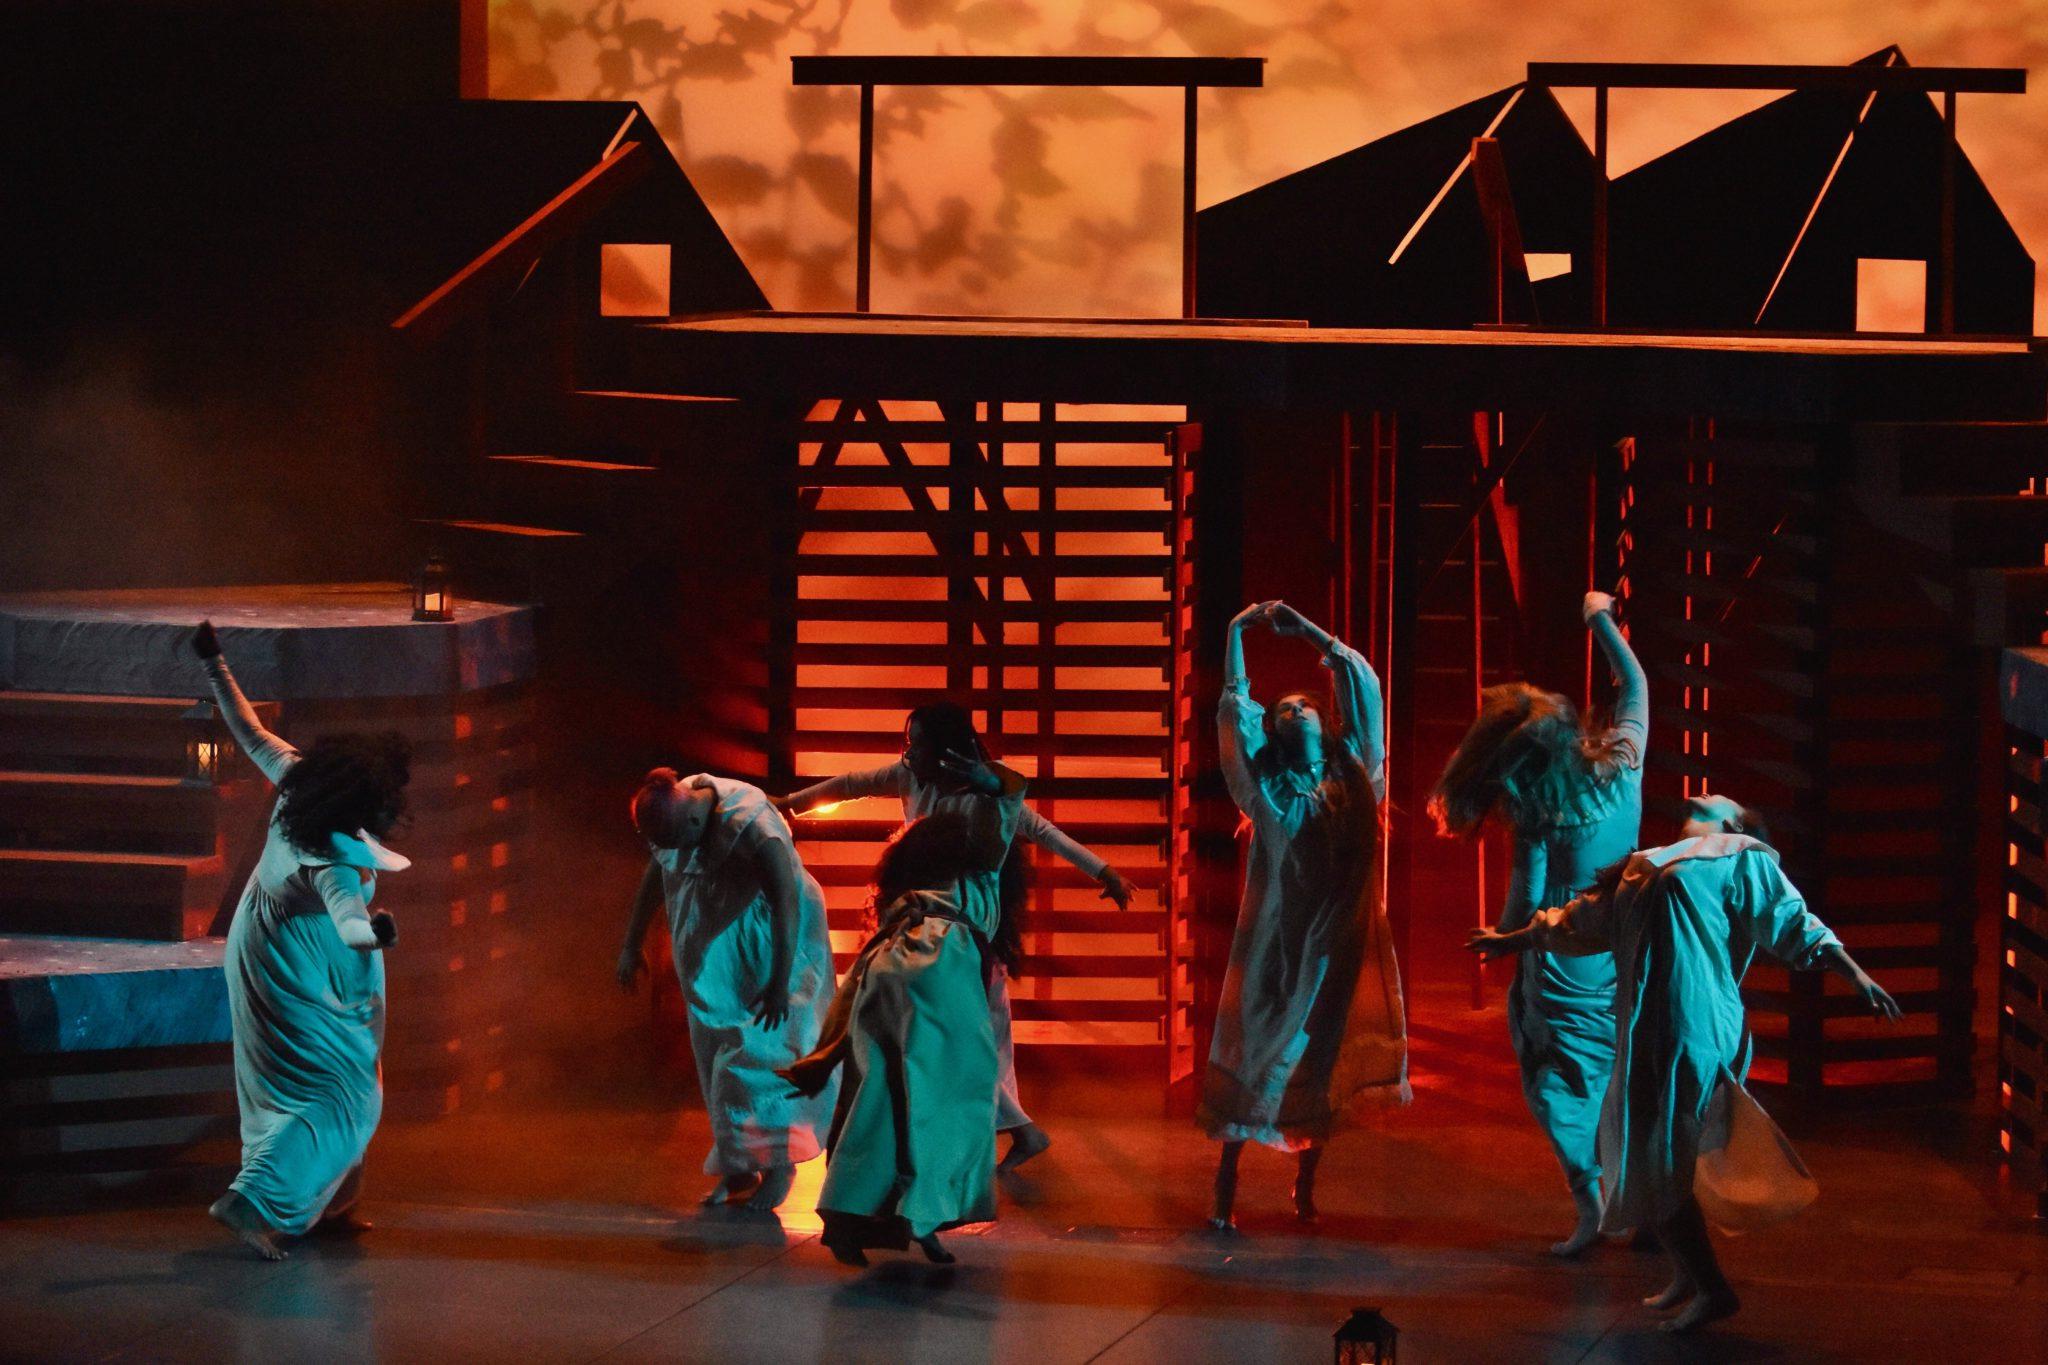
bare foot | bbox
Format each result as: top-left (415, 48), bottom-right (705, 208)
top-left (209, 1192), bottom-right (287, 1261)
top-left (702, 1172), bottom-right (764, 1206)
top-left (1662, 1288), bottom-right (1740, 1334)
top-left (1550, 1215), bottom-right (1601, 1257)
top-left (1643, 1277), bottom-right (1695, 1311)
top-left (1204, 1216), bottom-right (1239, 1235)
top-left (751, 1164), bottom-right (796, 1210)
top-left (916, 1232), bottom-right (956, 1264)
top-left (998, 1123), bottom-right (1051, 1173)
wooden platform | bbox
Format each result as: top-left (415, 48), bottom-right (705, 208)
top-left (624, 313), bottom-right (2048, 421)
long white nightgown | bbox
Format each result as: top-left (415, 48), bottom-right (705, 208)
top-left (1528, 834), bottom-right (1841, 1232)
top-left (651, 774), bottom-right (838, 1177)
top-left (1200, 639), bottom-right (1410, 1149)
top-left (785, 758), bottom-right (1111, 1131)
top-left (202, 656), bottom-right (404, 1235)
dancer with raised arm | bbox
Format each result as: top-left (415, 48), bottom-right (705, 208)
top-left (1467, 795), bottom-right (1901, 1333)
top-left (1202, 601), bottom-right (1408, 1231)
top-left (781, 750), bottom-right (1026, 1265)
top-left (1429, 589), bottom-right (1645, 1254)
top-left (191, 621), bottom-right (410, 1261)
top-left (617, 769), bottom-right (838, 1210)
top-left (778, 702), bottom-right (1132, 1172)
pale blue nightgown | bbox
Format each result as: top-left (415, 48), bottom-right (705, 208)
top-left (203, 656), bottom-right (402, 1234)
top-left (1528, 834), bottom-right (1841, 1230)
top-left (651, 774), bottom-right (838, 1176)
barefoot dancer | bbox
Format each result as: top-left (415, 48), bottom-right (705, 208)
top-left (192, 622), bottom-right (409, 1260)
top-left (778, 703), bottom-right (1133, 1173)
top-left (1468, 796), bottom-right (1901, 1333)
top-left (1430, 590), bottom-right (1645, 1255)
top-left (1202, 602), bottom-right (1408, 1230)
top-left (617, 770), bottom-right (838, 1210)
top-left (783, 772), bottom-right (1024, 1265)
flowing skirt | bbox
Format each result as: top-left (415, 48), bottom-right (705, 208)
top-left (224, 891), bottom-right (384, 1235)
top-left (818, 916), bottom-right (996, 1245)
top-left (1508, 947), bottom-right (1617, 1191)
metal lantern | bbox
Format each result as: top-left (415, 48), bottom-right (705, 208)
top-left (1334, 1308), bottom-right (1398, 1365)
top-left (182, 704), bottom-right (225, 784)
top-left (413, 553), bottom-right (454, 622)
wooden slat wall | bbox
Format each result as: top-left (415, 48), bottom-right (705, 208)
top-left (2002, 726), bottom-right (2048, 1216)
top-left (1628, 426), bottom-right (1973, 1096)
top-left (782, 398), bottom-right (1189, 1062)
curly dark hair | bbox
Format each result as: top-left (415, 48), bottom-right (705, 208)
top-left (276, 732), bottom-right (412, 858)
top-left (1429, 683), bottom-right (1632, 838)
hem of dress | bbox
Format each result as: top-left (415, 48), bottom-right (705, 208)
top-left (1198, 1077), bottom-right (1412, 1150)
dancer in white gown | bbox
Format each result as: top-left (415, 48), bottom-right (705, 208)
top-left (192, 622), bottom-right (410, 1261)
top-left (779, 702), bottom-right (1132, 1172)
top-left (616, 768), bottom-right (839, 1209)
top-left (1202, 601), bottom-right (1408, 1230)
top-left (1469, 795), bottom-right (1900, 1333)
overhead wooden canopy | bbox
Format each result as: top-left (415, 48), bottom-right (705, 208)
top-left (1527, 61), bottom-right (2026, 92)
top-left (790, 55), bottom-right (1265, 87)
top-left (622, 313), bottom-right (2046, 423)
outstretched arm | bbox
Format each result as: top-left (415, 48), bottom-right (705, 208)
top-left (1018, 807), bottom-right (1132, 909)
top-left (1266, 602), bottom-right (1385, 799)
top-left (191, 622), bottom-right (297, 784)
top-left (778, 761), bottom-right (904, 816)
top-left (616, 858), bottom-right (662, 990)
top-left (1471, 883), bottom-right (1614, 959)
top-left (1584, 591), bottom-right (1647, 761)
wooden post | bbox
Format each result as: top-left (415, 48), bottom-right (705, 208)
top-left (1593, 86), bottom-right (1609, 328)
top-left (1182, 84), bottom-right (1199, 319)
top-left (1939, 90), bottom-right (1957, 335)
top-left (856, 84), bottom-right (875, 313)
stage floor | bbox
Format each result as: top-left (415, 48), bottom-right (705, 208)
top-left (3, 987), bottom-right (2041, 1364)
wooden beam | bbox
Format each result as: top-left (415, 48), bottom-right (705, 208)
top-left (793, 56), bottom-right (1265, 88)
top-left (1528, 61), bottom-right (2025, 93)
top-left (392, 141), bottom-right (651, 338)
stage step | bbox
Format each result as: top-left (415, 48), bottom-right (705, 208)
top-left (418, 518), bottom-right (591, 606)
top-left (481, 455), bottom-right (663, 533)
top-left (0, 691), bottom-right (276, 778)
top-left (554, 388), bottom-right (750, 452)
top-left (0, 771), bottom-right (244, 857)
top-left (0, 848), bottom-right (227, 941)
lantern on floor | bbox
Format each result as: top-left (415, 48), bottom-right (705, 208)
top-left (413, 553), bottom-right (454, 622)
top-left (1334, 1308), bottom-right (1398, 1364)
top-left (182, 703), bottom-right (225, 784)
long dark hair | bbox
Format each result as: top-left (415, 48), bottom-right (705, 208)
top-left (873, 812), bottom-right (980, 910)
top-left (903, 701), bottom-right (990, 785)
top-left (276, 732), bottom-right (412, 857)
top-left (1429, 683), bottom-right (1629, 837)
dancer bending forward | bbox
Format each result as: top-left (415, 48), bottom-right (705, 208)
top-left (194, 621), bottom-right (409, 1260)
top-left (1430, 589), bottom-right (1644, 1254)
top-left (619, 769), bottom-right (839, 1209)
top-left (1468, 795), bottom-right (1900, 1333)
top-left (779, 702), bottom-right (1132, 1173)
top-left (784, 759), bottom-right (1024, 1266)
top-left (1202, 601), bottom-right (1409, 1230)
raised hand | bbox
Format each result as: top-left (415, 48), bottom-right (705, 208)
top-left (1582, 591), bottom-right (1616, 624)
top-left (753, 981), bottom-right (790, 1030)
top-left (937, 746), bottom-right (1002, 796)
top-left (192, 620), bottom-right (222, 659)
top-left (1231, 601), bottom-right (1275, 630)
top-left (1098, 867), bottom-right (1133, 911)
top-left (1264, 601), bottom-right (1315, 638)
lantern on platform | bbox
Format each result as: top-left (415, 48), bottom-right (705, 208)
top-left (1334, 1308), bottom-right (1398, 1364)
top-left (182, 704), bottom-right (225, 784)
top-left (413, 553), bottom-right (454, 622)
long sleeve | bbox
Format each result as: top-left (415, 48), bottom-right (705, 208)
top-left (962, 763), bottom-right (1027, 871)
top-left (1730, 850), bottom-right (1840, 970)
top-left (1590, 611), bottom-right (1647, 767)
top-left (1217, 679), bottom-right (1281, 832)
top-left (312, 864), bottom-right (379, 949)
top-left (202, 656), bottom-right (297, 784)
top-left (1528, 886), bottom-right (1615, 957)
top-left (1324, 638), bottom-right (1387, 802)
top-left (1499, 833), bottom-right (1547, 934)
top-left (784, 760), bottom-right (907, 813)
top-left (1017, 806), bottom-right (1109, 880)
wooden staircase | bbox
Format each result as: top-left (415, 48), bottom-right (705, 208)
top-left (0, 692), bottom-right (272, 940)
